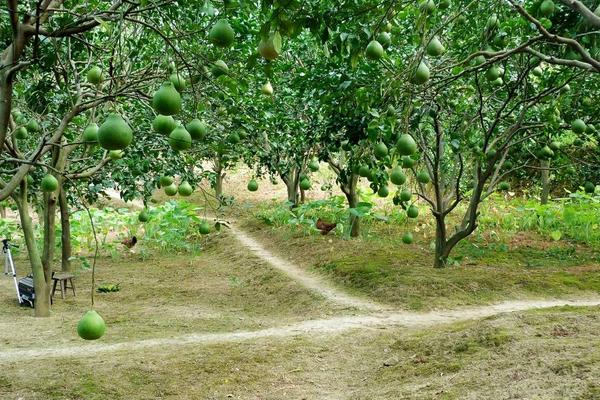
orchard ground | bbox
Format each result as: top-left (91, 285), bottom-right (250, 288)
top-left (1, 166), bottom-right (600, 399)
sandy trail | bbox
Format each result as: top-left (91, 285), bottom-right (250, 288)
top-left (1, 298), bottom-right (599, 362)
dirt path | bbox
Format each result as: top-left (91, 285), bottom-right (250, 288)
top-left (1, 298), bottom-right (599, 363)
top-left (104, 190), bottom-right (382, 311)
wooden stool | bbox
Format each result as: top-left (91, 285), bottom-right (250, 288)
top-left (51, 272), bottom-right (76, 300)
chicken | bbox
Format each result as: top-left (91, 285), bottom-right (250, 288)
top-left (121, 236), bottom-right (137, 249)
top-left (316, 219), bottom-right (337, 235)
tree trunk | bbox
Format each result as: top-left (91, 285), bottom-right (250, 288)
top-left (0, 204), bottom-right (6, 218)
top-left (14, 181), bottom-right (50, 317)
top-left (282, 170), bottom-right (300, 208)
top-left (540, 159), bottom-right (550, 205)
top-left (42, 147), bottom-right (66, 277)
top-left (433, 216), bottom-right (448, 268)
top-left (213, 156), bottom-right (225, 202)
top-left (300, 188), bottom-right (306, 203)
top-left (59, 188), bottom-right (72, 272)
top-left (342, 173), bottom-right (360, 238)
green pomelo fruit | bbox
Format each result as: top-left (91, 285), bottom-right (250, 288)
top-left (14, 127), bottom-right (27, 140)
top-left (258, 33), bottom-right (281, 61)
top-left (540, 0), bottom-right (555, 16)
top-left (299, 178), bottom-right (311, 191)
top-left (211, 60), bottom-right (229, 77)
top-left (374, 142), bottom-right (388, 159)
top-left (261, 81), bottom-right (274, 95)
top-left (247, 179), bottom-right (259, 192)
top-left (486, 65), bottom-right (501, 81)
top-left (169, 73), bottom-right (186, 92)
top-left (228, 133), bottom-right (240, 144)
top-left (390, 167), bottom-right (407, 185)
top-left (83, 123), bottom-right (99, 143)
top-left (377, 32), bottom-right (391, 47)
top-left (498, 181), bottom-right (510, 191)
top-left (358, 165), bottom-right (371, 178)
top-left (138, 209), bottom-right (150, 222)
top-left (178, 181), bottom-right (193, 196)
top-left (169, 125), bottom-right (192, 151)
top-left (109, 150), bottom-right (123, 160)
top-left (77, 310), bottom-right (106, 340)
top-left (572, 119), bottom-right (587, 134)
top-left (402, 156), bottom-right (415, 168)
top-left (152, 82), bottom-right (181, 116)
top-left (413, 61), bottom-right (430, 84)
top-left (98, 114), bottom-right (133, 150)
top-left (41, 174), bottom-right (58, 192)
top-left (584, 181), bottom-right (595, 194)
top-left (86, 66), bottom-right (103, 85)
top-left (407, 205), bottom-right (419, 218)
top-left (416, 171), bottom-right (431, 184)
top-left (209, 19), bottom-right (235, 48)
top-left (400, 189), bottom-right (412, 202)
top-left (153, 115), bottom-right (176, 135)
top-left (397, 134), bottom-right (417, 156)
top-left (186, 119), bottom-right (207, 140)
top-left (402, 232), bottom-right (414, 244)
top-left (26, 119), bottom-right (40, 132)
top-left (159, 176), bottom-right (173, 187)
top-left (308, 160), bottom-right (320, 172)
top-left (426, 36), bottom-right (445, 57)
top-left (199, 221), bottom-right (211, 235)
top-left (378, 185), bottom-right (389, 198)
top-left (365, 40), bottom-right (384, 60)
top-left (164, 183), bottom-right (178, 196)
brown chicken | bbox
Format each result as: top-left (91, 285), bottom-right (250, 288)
top-left (121, 236), bottom-right (138, 249)
top-left (316, 219), bottom-right (337, 235)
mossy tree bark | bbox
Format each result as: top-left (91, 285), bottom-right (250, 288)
top-left (281, 168), bottom-right (300, 208)
top-left (59, 188), bottom-right (72, 272)
top-left (341, 173), bottom-right (360, 238)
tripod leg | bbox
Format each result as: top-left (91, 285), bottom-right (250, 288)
top-left (7, 250), bottom-right (21, 304)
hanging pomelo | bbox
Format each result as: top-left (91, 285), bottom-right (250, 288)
top-left (377, 32), bottom-right (391, 47)
top-left (109, 150), bottom-right (123, 160)
top-left (168, 125), bottom-right (192, 151)
top-left (41, 174), bottom-right (58, 192)
top-left (227, 133), bottom-right (240, 144)
top-left (439, 0), bottom-right (451, 9)
top-left (209, 19), bottom-right (235, 47)
top-left (485, 65), bottom-right (501, 81)
top-left (211, 60), bottom-right (229, 77)
top-left (199, 221), bottom-right (211, 235)
top-left (159, 176), bottom-right (173, 187)
top-left (532, 66), bottom-right (543, 77)
top-left (397, 134), bottom-right (417, 156)
top-left (400, 189), bottom-right (412, 202)
top-left (83, 123), bottom-right (99, 143)
top-left (26, 119), bottom-right (40, 132)
top-left (402, 155), bottom-right (415, 168)
top-left (300, 178), bottom-right (311, 191)
top-left (247, 179), bottom-right (259, 192)
top-left (97, 114), bottom-right (133, 150)
top-left (138, 209), bottom-right (150, 222)
top-left (26, 175), bottom-right (34, 186)
top-left (178, 181), bottom-right (193, 196)
top-left (77, 310), bottom-right (106, 340)
top-left (308, 159), bottom-right (320, 172)
top-left (152, 82), bottom-right (181, 116)
top-left (413, 61), bottom-right (430, 84)
top-left (407, 205), bottom-right (419, 218)
top-left (420, 0), bottom-right (436, 13)
top-left (365, 40), bottom-right (384, 60)
top-left (261, 81), bottom-right (274, 96)
top-left (571, 119), bottom-right (587, 134)
top-left (378, 185), bottom-right (389, 198)
top-left (374, 142), bottom-right (388, 159)
top-left (164, 183), bottom-right (178, 196)
top-left (153, 115), bottom-right (176, 135)
top-left (169, 73), bottom-right (186, 92)
top-left (402, 232), bottom-right (414, 244)
top-left (358, 165), bottom-right (371, 178)
top-left (258, 32), bottom-right (282, 61)
top-left (186, 119), bottom-right (207, 140)
top-left (390, 167), bottom-right (407, 185)
top-left (416, 171), bottom-right (430, 184)
top-left (14, 127), bottom-right (27, 140)
top-left (426, 36), bottom-right (445, 57)
top-left (540, 145), bottom-right (554, 159)
top-left (86, 66), bottom-right (103, 85)
top-left (540, 0), bottom-right (555, 16)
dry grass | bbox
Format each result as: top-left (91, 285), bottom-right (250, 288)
top-left (1, 306), bottom-right (598, 399)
